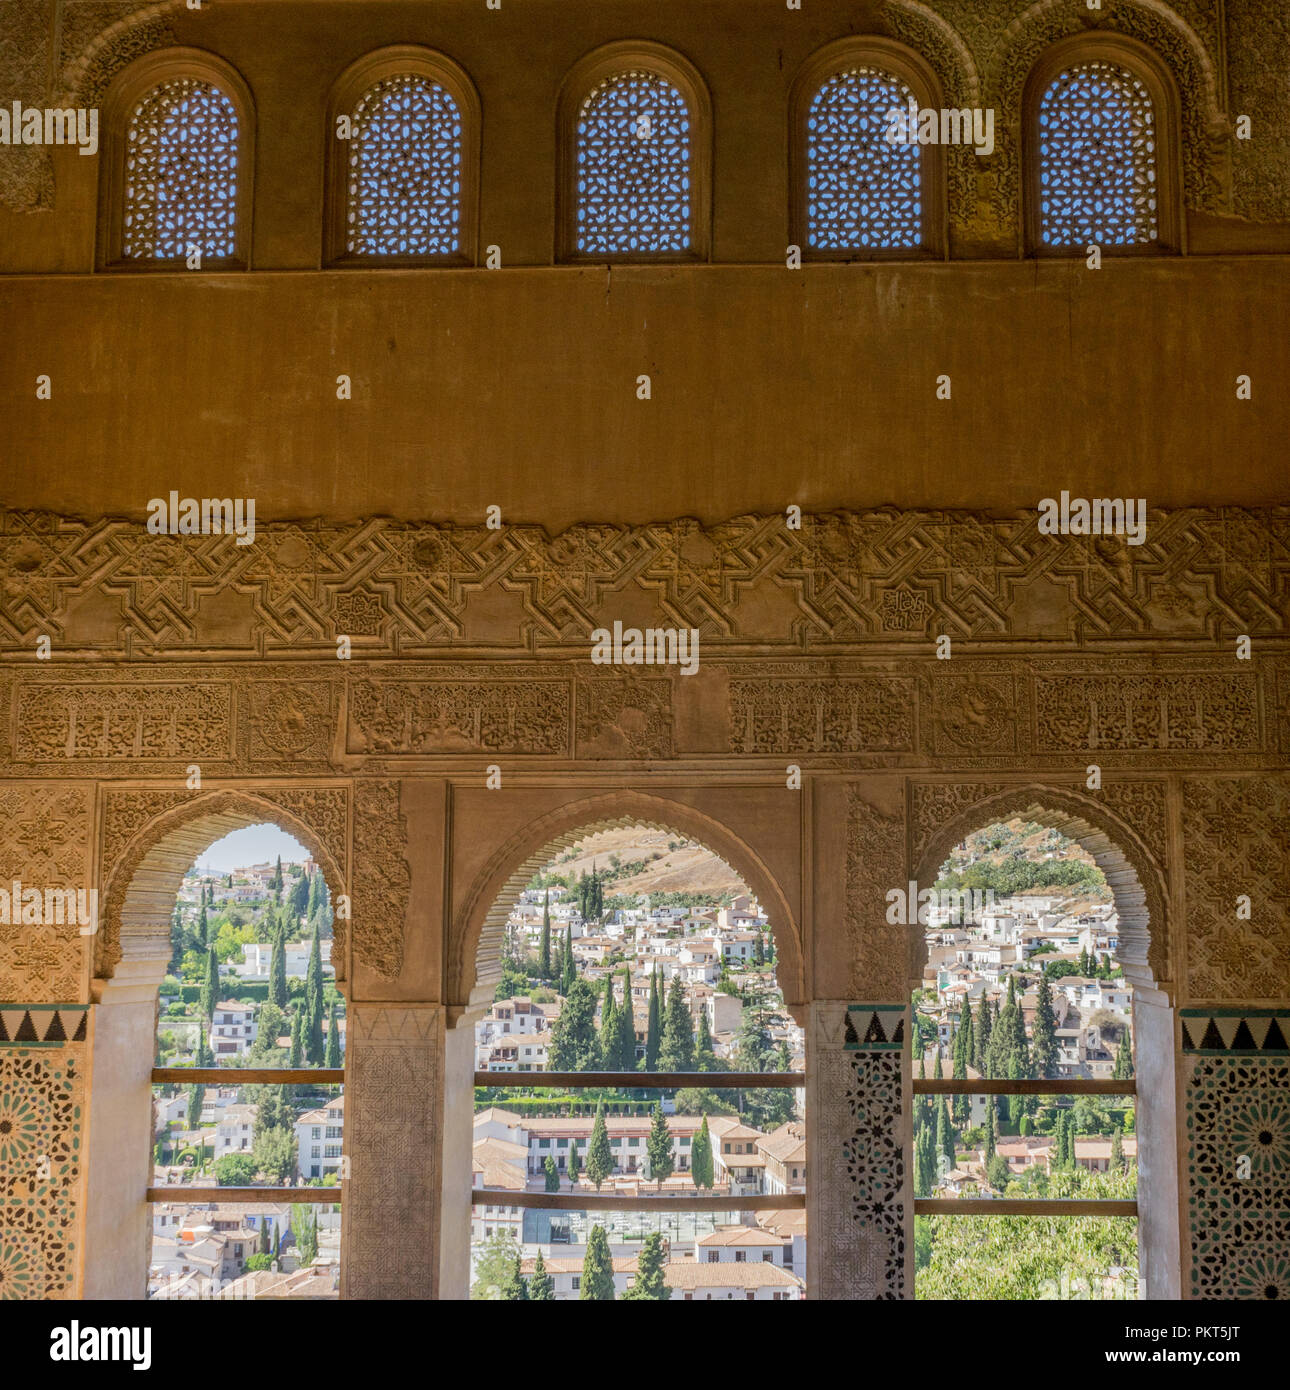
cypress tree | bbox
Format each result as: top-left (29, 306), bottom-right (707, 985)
top-left (585, 1101), bottom-right (613, 1190)
top-left (567, 1139), bottom-right (581, 1185)
top-left (915, 1124), bottom-right (936, 1197)
top-left (197, 900), bottom-right (209, 949)
top-left (973, 993), bottom-right (991, 1073)
top-left (326, 1006), bottom-right (341, 1068)
top-left (258, 1218), bottom-right (270, 1256)
top-left (610, 970), bottom-right (636, 1071)
top-left (200, 944), bottom-right (219, 1021)
top-left (543, 1154), bottom-right (560, 1192)
top-left (983, 1095), bottom-right (996, 1161)
top-left (548, 979), bottom-right (599, 1071)
top-left (539, 890), bottom-right (552, 979)
top-left (691, 1116), bottom-right (715, 1189)
top-left (499, 1251), bottom-right (528, 1301)
top-left (1111, 1127), bottom-right (1125, 1173)
top-left (579, 1225), bottom-right (615, 1300)
top-left (646, 1102), bottom-right (674, 1189)
top-left (529, 1250), bottom-right (555, 1300)
top-left (273, 855), bottom-right (283, 893)
top-left (622, 1232), bottom-right (671, 1300)
top-left (695, 1008), bottom-right (717, 1072)
top-left (658, 976), bottom-right (695, 1072)
top-left (561, 924), bottom-right (575, 996)
top-left (289, 1009), bottom-right (303, 1068)
top-left (307, 868), bottom-right (323, 923)
top-left (598, 974), bottom-right (618, 1070)
top-left (932, 1046), bottom-right (944, 1080)
top-left (305, 928), bottom-right (324, 1063)
top-left (935, 1095), bottom-right (955, 1171)
top-left (270, 929), bottom-right (288, 1010)
top-left (644, 971), bottom-right (662, 1071)
top-left (1113, 1026), bottom-right (1134, 1080)
top-left (1032, 973), bottom-right (1059, 1080)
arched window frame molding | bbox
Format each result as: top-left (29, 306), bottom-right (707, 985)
top-left (324, 45), bottom-right (481, 268)
top-left (556, 40), bottom-right (713, 264)
top-left (789, 36), bottom-right (948, 262)
top-left (1023, 32), bottom-right (1184, 258)
top-left (97, 46), bottom-right (255, 272)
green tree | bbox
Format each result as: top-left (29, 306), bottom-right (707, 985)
top-left (325, 1006), bottom-right (342, 1069)
top-left (272, 855), bottom-right (284, 894)
top-left (528, 1250), bottom-right (555, 1300)
top-left (560, 924), bottom-right (575, 996)
top-left (186, 1082), bottom-right (204, 1131)
top-left (984, 1095), bottom-right (996, 1160)
top-left (1113, 1026), bottom-right (1134, 1080)
top-left (579, 1225), bottom-right (616, 1300)
top-left (197, 900), bottom-right (209, 949)
top-left (935, 1095), bottom-right (955, 1172)
top-left (214, 1152), bottom-right (257, 1186)
top-left (585, 1101), bottom-right (614, 1191)
top-left (305, 928), bottom-right (324, 1064)
top-left (609, 971), bottom-right (636, 1071)
top-left (270, 930), bottom-right (288, 1010)
top-left (291, 1203), bottom-right (317, 1266)
top-left (289, 1008), bottom-right (304, 1069)
top-left (1032, 973), bottom-right (1059, 1080)
top-left (306, 868), bottom-right (324, 923)
top-left (200, 944), bottom-right (219, 1021)
top-left (253, 1125), bottom-right (296, 1183)
top-left (645, 1102), bottom-right (674, 1189)
top-left (539, 891), bottom-right (552, 979)
top-left (286, 870), bottom-right (310, 924)
top-left (543, 1154), bottom-right (560, 1192)
top-left (915, 1124), bottom-right (937, 1197)
top-left (598, 974), bottom-right (619, 1070)
top-left (694, 1009), bottom-right (718, 1072)
top-left (499, 1251), bottom-right (529, 1301)
top-left (658, 976), bottom-right (695, 1072)
top-left (567, 1139), bottom-right (581, 1185)
top-left (673, 1087), bottom-right (737, 1117)
top-left (1111, 1128), bottom-right (1125, 1173)
top-left (622, 1232), bottom-right (671, 1300)
top-left (986, 1153), bottom-right (1012, 1191)
top-left (549, 979), bottom-right (600, 1072)
top-left (973, 993), bottom-right (991, 1074)
top-left (471, 1231), bottom-right (521, 1299)
top-left (690, 1115), bottom-right (715, 1188)
top-left (644, 971), bottom-right (662, 1070)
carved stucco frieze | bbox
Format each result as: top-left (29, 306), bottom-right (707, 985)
top-left (1181, 776), bottom-right (1290, 1001)
top-left (0, 786), bottom-right (93, 1004)
top-left (349, 780), bottom-right (411, 982)
top-left (4, 508), bottom-right (1289, 658)
top-left (844, 787), bottom-right (910, 999)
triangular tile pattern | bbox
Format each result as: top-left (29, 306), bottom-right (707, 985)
top-left (1181, 1010), bottom-right (1290, 1054)
top-left (0, 1006), bottom-right (89, 1046)
top-left (846, 1005), bottom-right (907, 1050)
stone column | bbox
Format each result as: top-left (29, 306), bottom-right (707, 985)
top-left (808, 1001), bottom-right (911, 1300)
top-left (82, 926), bottom-right (170, 1299)
top-left (341, 1004), bottom-right (444, 1299)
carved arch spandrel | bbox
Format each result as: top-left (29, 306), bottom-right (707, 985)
top-left (451, 789), bottom-right (803, 1011)
top-left (910, 781), bottom-right (1172, 999)
top-left (96, 787), bottom-right (350, 983)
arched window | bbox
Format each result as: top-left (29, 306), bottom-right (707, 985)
top-left (1025, 36), bottom-right (1181, 255)
top-left (99, 49), bottom-right (254, 270)
top-left (557, 43), bottom-right (711, 261)
top-left (325, 47), bottom-right (480, 266)
top-left (1038, 63), bottom-right (1157, 248)
top-left (790, 39), bottom-right (946, 259)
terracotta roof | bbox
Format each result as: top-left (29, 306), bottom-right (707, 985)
top-left (664, 1262), bottom-right (802, 1290)
top-left (697, 1227), bottom-right (786, 1247)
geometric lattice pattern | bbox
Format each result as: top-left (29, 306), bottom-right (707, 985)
top-left (0, 1008), bottom-right (88, 1045)
top-left (575, 70), bottom-right (691, 254)
top-left (346, 76), bottom-right (463, 257)
top-left (1038, 62), bottom-right (1158, 248)
top-left (806, 68), bottom-right (922, 250)
top-left (0, 1048), bottom-right (84, 1299)
top-left (123, 78), bottom-right (239, 260)
top-left (815, 1013), bottom-right (908, 1299)
top-left (1186, 1055), bottom-right (1290, 1300)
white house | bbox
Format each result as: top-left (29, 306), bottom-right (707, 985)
top-left (211, 1002), bottom-right (257, 1057)
top-left (295, 1095), bottom-right (344, 1180)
